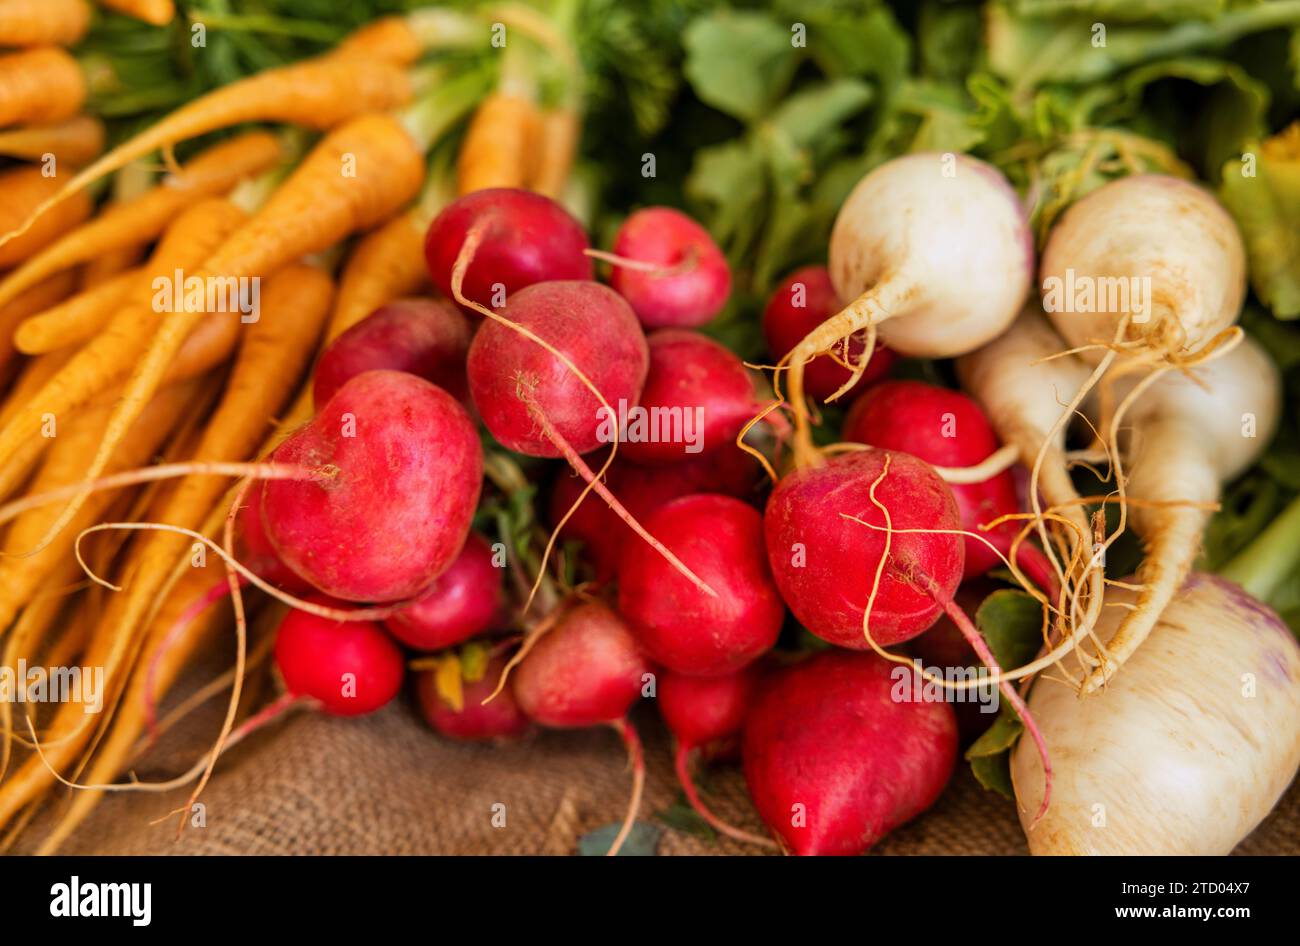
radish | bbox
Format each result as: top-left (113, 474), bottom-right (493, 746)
top-left (763, 448), bottom-right (963, 649)
top-left (842, 379), bottom-right (1057, 597)
top-left (785, 153), bottom-right (1033, 464)
top-left (658, 665), bottom-right (776, 848)
top-left (619, 329), bottom-right (778, 465)
top-left (312, 298), bottom-right (471, 407)
top-left (415, 652), bottom-right (530, 742)
top-left (1040, 174), bottom-right (1246, 365)
top-left (235, 481), bottom-right (310, 594)
top-left (742, 650), bottom-right (958, 855)
top-left (512, 601), bottom-right (651, 856)
top-left (263, 369), bottom-right (482, 603)
top-left (618, 494), bottom-right (784, 676)
top-left (1076, 333), bottom-right (1279, 692)
top-left (423, 187), bottom-right (593, 313)
top-left (599, 206), bottom-right (730, 329)
top-left (548, 446), bottom-right (759, 581)
top-left (384, 531), bottom-right (504, 652)
top-left (1011, 573), bottom-right (1300, 854)
top-left (273, 602), bottom-right (406, 717)
top-left (763, 265), bottom-right (895, 402)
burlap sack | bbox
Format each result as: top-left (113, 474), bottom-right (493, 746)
top-left (11, 692), bottom-right (1300, 855)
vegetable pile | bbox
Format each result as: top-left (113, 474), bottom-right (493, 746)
top-left (1, 0), bottom-right (1299, 857)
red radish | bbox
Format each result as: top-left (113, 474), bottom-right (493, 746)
top-left (312, 298), bottom-right (471, 406)
top-left (549, 446), bottom-right (759, 580)
top-left (423, 187), bottom-right (593, 314)
top-left (742, 650), bottom-right (958, 855)
top-left (658, 665), bottom-right (775, 848)
top-left (764, 448), bottom-right (963, 649)
top-left (842, 380), bottom-right (1057, 597)
top-left (512, 601), bottom-right (650, 856)
top-left (273, 602), bottom-right (405, 717)
top-left (263, 370), bottom-right (482, 602)
top-left (763, 265), bottom-right (895, 401)
top-left (468, 281), bottom-right (648, 457)
top-left (619, 329), bottom-right (778, 465)
top-left (604, 206), bottom-right (730, 328)
top-left (236, 481), bottom-right (310, 594)
top-left (618, 494), bottom-right (783, 676)
top-left (415, 652), bottom-right (530, 742)
top-left (385, 531), bottom-right (503, 651)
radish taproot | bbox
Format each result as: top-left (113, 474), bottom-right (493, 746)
top-left (763, 264), bottom-right (894, 402)
top-left (385, 531), bottom-right (504, 651)
top-left (658, 665), bottom-right (775, 848)
top-left (263, 369), bottom-right (482, 602)
top-left (742, 650), bottom-right (957, 855)
top-left (274, 603), bottom-right (406, 717)
top-left (618, 494), bottom-right (784, 676)
top-left (416, 652), bottom-right (530, 742)
top-left (312, 298), bottom-right (470, 407)
top-left (423, 187), bottom-right (592, 313)
top-left (785, 153), bottom-right (1032, 464)
top-left (1011, 573), bottom-right (1300, 855)
top-left (512, 600), bottom-right (650, 856)
top-left (600, 206), bottom-right (730, 328)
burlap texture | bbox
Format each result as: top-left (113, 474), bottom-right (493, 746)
top-left (11, 696), bottom-right (1300, 855)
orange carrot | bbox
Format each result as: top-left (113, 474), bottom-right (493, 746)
top-left (325, 209), bottom-right (429, 341)
top-left (333, 15), bottom-right (423, 64)
top-left (79, 245), bottom-right (144, 289)
top-left (0, 199), bottom-right (247, 473)
top-left (0, 48), bottom-right (85, 126)
top-left (0, 268), bottom-right (76, 369)
top-left (530, 106), bottom-right (580, 199)
top-left (0, 165), bottom-right (93, 268)
top-left (0, 131), bottom-right (282, 310)
top-left (0, 116), bottom-right (103, 165)
top-left (94, 0), bottom-right (173, 26)
top-left (457, 92), bottom-right (541, 195)
top-left (0, 0), bottom-right (92, 46)
top-left (13, 267), bottom-right (137, 355)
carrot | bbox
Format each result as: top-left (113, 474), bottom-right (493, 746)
top-left (529, 107), bottom-right (580, 199)
top-left (0, 268), bottom-right (76, 369)
top-left (0, 268), bottom-right (333, 832)
top-left (0, 166), bottom-right (93, 269)
top-left (0, 116), bottom-right (103, 165)
top-left (325, 210), bottom-right (429, 342)
top-left (0, 0), bottom-right (92, 47)
top-left (0, 199), bottom-right (247, 475)
top-left (457, 92), bottom-right (541, 195)
top-left (0, 350), bottom-right (72, 503)
top-left (0, 48), bottom-right (85, 126)
top-left (79, 246), bottom-right (143, 290)
top-left (0, 131), bottom-right (283, 311)
top-left (0, 48), bottom-right (415, 250)
top-left (333, 15), bottom-right (424, 64)
top-left (94, 0), bottom-right (173, 26)
top-left (12, 268), bottom-right (136, 355)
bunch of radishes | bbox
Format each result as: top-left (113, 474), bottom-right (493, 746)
top-left (246, 155), bottom-right (1300, 857)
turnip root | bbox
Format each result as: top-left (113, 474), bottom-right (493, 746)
top-left (1078, 334), bottom-right (1280, 692)
top-left (1011, 574), bottom-right (1300, 855)
top-left (742, 650), bottom-right (958, 855)
top-left (785, 153), bottom-right (1032, 465)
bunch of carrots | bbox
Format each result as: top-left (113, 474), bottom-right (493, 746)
top-left (0, 7), bottom-right (584, 853)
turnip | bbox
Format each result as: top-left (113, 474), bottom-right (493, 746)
top-left (620, 329), bottom-right (780, 465)
top-left (762, 264), bottom-right (895, 402)
top-left (784, 153), bottom-right (1033, 464)
top-left (274, 603), bottom-right (406, 717)
top-left (263, 369), bottom-right (482, 603)
top-left (415, 651), bottom-right (531, 742)
top-left (658, 665), bottom-right (775, 848)
top-left (1076, 333), bottom-right (1279, 692)
top-left (512, 601), bottom-right (651, 855)
top-left (1011, 573), bottom-right (1300, 855)
top-left (842, 379), bottom-right (1057, 597)
top-left (312, 298), bottom-right (471, 407)
top-left (423, 187), bottom-right (593, 313)
top-left (742, 650), bottom-right (958, 855)
top-left (618, 494), bottom-right (784, 676)
top-left (385, 531), bottom-right (504, 652)
top-left (595, 206), bottom-right (730, 329)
